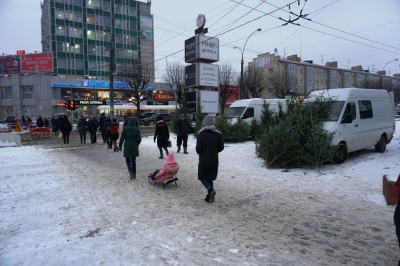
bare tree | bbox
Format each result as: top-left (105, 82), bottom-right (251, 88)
top-left (218, 63), bottom-right (237, 114)
top-left (118, 59), bottom-right (154, 119)
top-left (271, 65), bottom-right (298, 98)
top-left (161, 62), bottom-right (186, 105)
top-left (243, 65), bottom-right (268, 98)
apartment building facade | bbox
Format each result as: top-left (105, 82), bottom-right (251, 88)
top-left (250, 52), bottom-right (400, 100)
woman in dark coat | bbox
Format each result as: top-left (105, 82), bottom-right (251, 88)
top-left (87, 115), bottom-right (98, 144)
top-left (119, 117), bottom-right (141, 180)
top-left (77, 115), bottom-right (87, 144)
top-left (60, 115), bottom-right (72, 144)
top-left (196, 115), bottom-right (224, 203)
top-left (154, 115), bottom-right (170, 159)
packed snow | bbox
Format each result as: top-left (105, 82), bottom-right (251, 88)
top-left (1, 122), bottom-right (400, 265)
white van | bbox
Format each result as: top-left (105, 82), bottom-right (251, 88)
top-left (225, 98), bottom-right (288, 125)
top-left (305, 88), bottom-right (395, 164)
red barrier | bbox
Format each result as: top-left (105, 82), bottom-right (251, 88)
top-left (31, 127), bottom-right (51, 138)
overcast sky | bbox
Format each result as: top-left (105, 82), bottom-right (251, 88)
top-left (1, 0), bottom-right (399, 82)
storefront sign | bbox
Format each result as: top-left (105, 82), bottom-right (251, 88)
top-left (75, 100), bottom-right (107, 105)
top-left (81, 80), bottom-right (130, 89)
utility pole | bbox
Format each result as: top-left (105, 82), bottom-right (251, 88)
top-left (109, 0), bottom-right (125, 119)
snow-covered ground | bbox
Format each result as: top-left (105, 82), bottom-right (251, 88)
top-left (1, 122), bottom-right (400, 265)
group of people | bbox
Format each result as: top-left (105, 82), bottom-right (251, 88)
top-left (118, 113), bottom-right (224, 204)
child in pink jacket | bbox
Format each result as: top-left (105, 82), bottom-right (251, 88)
top-left (150, 151), bottom-right (179, 180)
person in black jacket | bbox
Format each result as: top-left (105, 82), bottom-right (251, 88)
top-left (196, 115), bottom-right (224, 203)
top-left (77, 115), bottom-right (87, 144)
top-left (175, 113), bottom-right (190, 154)
top-left (60, 115), bottom-right (72, 144)
top-left (87, 115), bottom-right (98, 144)
top-left (154, 115), bottom-right (170, 159)
top-left (36, 115), bottom-right (44, 127)
top-left (99, 113), bottom-right (106, 143)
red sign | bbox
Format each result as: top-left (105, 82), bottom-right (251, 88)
top-left (0, 55), bottom-right (20, 74)
top-left (20, 53), bottom-right (53, 73)
top-left (154, 92), bottom-right (175, 101)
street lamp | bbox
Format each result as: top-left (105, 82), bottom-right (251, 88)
top-left (234, 28), bottom-right (262, 100)
top-left (109, 0), bottom-right (125, 119)
top-left (382, 58), bottom-right (398, 72)
top-left (380, 59), bottom-right (398, 89)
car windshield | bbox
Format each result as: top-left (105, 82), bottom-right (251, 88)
top-left (326, 101), bottom-right (345, 122)
top-left (225, 107), bottom-right (246, 118)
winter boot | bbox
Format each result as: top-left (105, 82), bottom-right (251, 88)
top-left (208, 188), bottom-right (216, 203)
top-left (184, 147), bottom-right (188, 154)
top-left (177, 145), bottom-right (181, 153)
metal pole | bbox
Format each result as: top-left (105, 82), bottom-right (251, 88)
top-left (109, 0), bottom-right (125, 119)
top-left (240, 56), bottom-right (244, 100)
top-left (380, 59), bottom-right (398, 89)
top-left (234, 28), bottom-right (261, 100)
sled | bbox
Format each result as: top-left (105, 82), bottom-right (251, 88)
top-left (148, 174), bottom-right (178, 189)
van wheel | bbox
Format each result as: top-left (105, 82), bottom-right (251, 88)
top-left (375, 135), bottom-right (387, 153)
top-left (332, 144), bottom-right (348, 164)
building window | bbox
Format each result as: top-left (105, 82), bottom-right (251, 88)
top-left (56, 26), bottom-right (65, 36)
top-left (268, 68), bottom-right (273, 74)
top-left (1, 87), bottom-right (13, 99)
top-left (22, 86), bottom-right (33, 99)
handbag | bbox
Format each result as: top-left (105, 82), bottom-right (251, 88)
top-left (75, 125), bottom-right (80, 132)
top-left (59, 131), bottom-right (63, 138)
top-left (168, 140), bottom-right (172, 148)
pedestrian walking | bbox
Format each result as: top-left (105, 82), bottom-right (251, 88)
top-left (175, 113), bottom-right (190, 154)
top-left (77, 115), bottom-right (87, 144)
top-left (109, 118), bottom-right (120, 151)
top-left (103, 116), bottom-right (112, 149)
top-left (154, 115), bottom-right (169, 159)
top-left (196, 115), bottom-right (224, 203)
top-left (119, 117), bottom-right (141, 180)
top-left (99, 113), bottom-right (106, 143)
top-left (60, 115), bottom-right (72, 144)
top-left (87, 115), bottom-right (98, 144)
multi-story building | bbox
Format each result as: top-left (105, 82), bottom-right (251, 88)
top-left (41, 0), bottom-right (154, 79)
top-left (249, 52), bottom-right (400, 101)
top-left (0, 0), bottom-right (155, 119)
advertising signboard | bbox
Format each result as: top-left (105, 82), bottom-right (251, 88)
top-left (185, 64), bottom-right (196, 87)
top-left (185, 36), bottom-right (197, 63)
top-left (198, 63), bottom-right (219, 87)
top-left (20, 52), bottom-right (53, 73)
top-left (200, 90), bottom-right (219, 113)
top-left (140, 15), bottom-right (153, 39)
top-left (186, 91), bottom-right (197, 113)
top-left (185, 63), bottom-right (219, 88)
top-left (0, 55), bottom-right (20, 74)
top-left (184, 35), bottom-right (219, 63)
top-left (198, 35), bottom-right (219, 62)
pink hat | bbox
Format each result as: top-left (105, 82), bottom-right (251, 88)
top-left (166, 151), bottom-right (176, 165)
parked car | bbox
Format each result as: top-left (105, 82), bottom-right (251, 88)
top-left (4, 116), bottom-right (17, 129)
top-left (141, 113), bottom-right (172, 126)
top-left (139, 112), bottom-right (157, 125)
top-left (0, 123), bottom-right (12, 133)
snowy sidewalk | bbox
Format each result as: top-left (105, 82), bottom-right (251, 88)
top-left (1, 131), bottom-right (400, 265)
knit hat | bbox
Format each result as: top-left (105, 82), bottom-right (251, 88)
top-left (202, 115), bottom-right (214, 126)
top-left (166, 151), bottom-right (176, 165)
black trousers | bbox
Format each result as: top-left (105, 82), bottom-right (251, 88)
top-left (177, 135), bottom-right (188, 147)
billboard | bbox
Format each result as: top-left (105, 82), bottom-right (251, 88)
top-left (185, 63), bottom-right (220, 88)
top-left (0, 55), bottom-right (20, 74)
top-left (184, 35), bottom-right (219, 63)
top-left (21, 53), bottom-right (53, 73)
top-left (140, 15), bottom-right (153, 39)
